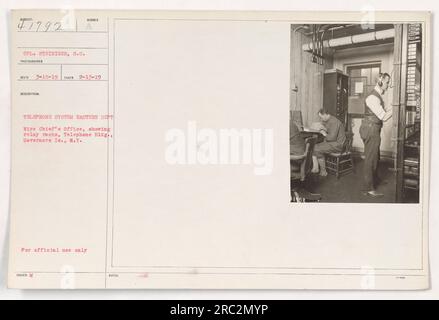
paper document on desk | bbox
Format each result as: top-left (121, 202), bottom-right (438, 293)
top-left (8, 10), bottom-right (431, 289)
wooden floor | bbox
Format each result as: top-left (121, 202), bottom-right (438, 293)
top-left (302, 158), bottom-right (399, 203)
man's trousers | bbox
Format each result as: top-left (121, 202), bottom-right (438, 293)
top-left (359, 121), bottom-right (382, 191)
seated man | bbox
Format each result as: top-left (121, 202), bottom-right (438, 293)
top-left (311, 109), bottom-right (346, 176)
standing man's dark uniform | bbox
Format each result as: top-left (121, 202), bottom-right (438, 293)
top-left (360, 73), bottom-right (392, 197)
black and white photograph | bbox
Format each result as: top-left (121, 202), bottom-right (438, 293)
top-left (290, 23), bottom-right (423, 203)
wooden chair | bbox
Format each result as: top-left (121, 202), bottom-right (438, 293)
top-left (291, 136), bottom-right (321, 202)
top-left (325, 132), bottom-right (355, 179)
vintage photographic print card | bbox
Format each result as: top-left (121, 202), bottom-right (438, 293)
top-left (8, 10), bottom-right (430, 289)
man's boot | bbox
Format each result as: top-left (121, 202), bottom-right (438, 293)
top-left (318, 158), bottom-right (327, 176)
top-left (311, 156), bottom-right (319, 173)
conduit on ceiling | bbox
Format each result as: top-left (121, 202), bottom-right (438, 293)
top-left (301, 28), bottom-right (395, 51)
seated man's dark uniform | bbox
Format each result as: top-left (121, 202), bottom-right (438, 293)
top-left (314, 115), bottom-right (346, 158)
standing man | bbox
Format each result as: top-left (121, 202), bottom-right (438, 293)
top-left (311, 109), bottom-right (346, 176)
top-left (360, 73), bottom-right (393, 197)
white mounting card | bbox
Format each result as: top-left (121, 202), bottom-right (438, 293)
top-left (8, 10), bottom-right (431, 289)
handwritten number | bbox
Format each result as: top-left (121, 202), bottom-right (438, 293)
top-left (17, 20), bottom-right (63, 32)
top-left (44, 21), bottom-right (51, 32)
top-left (17, 20), bottom-right (25, 30)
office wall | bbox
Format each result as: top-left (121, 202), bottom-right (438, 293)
top-left (290, 27), bottom-right (333, 127)
top-left (333, 43), bottom-right (395, 156)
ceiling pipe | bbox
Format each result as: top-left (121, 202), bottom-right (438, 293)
top-left (293, 25), bottom-right (310, 34)
top-left (302, 28), bottom-right (395, 51)
top-left (302, 24), bottom-right (355, 36)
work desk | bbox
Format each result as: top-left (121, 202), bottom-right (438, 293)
top-left (300, 129), bottom-right (325, 143)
